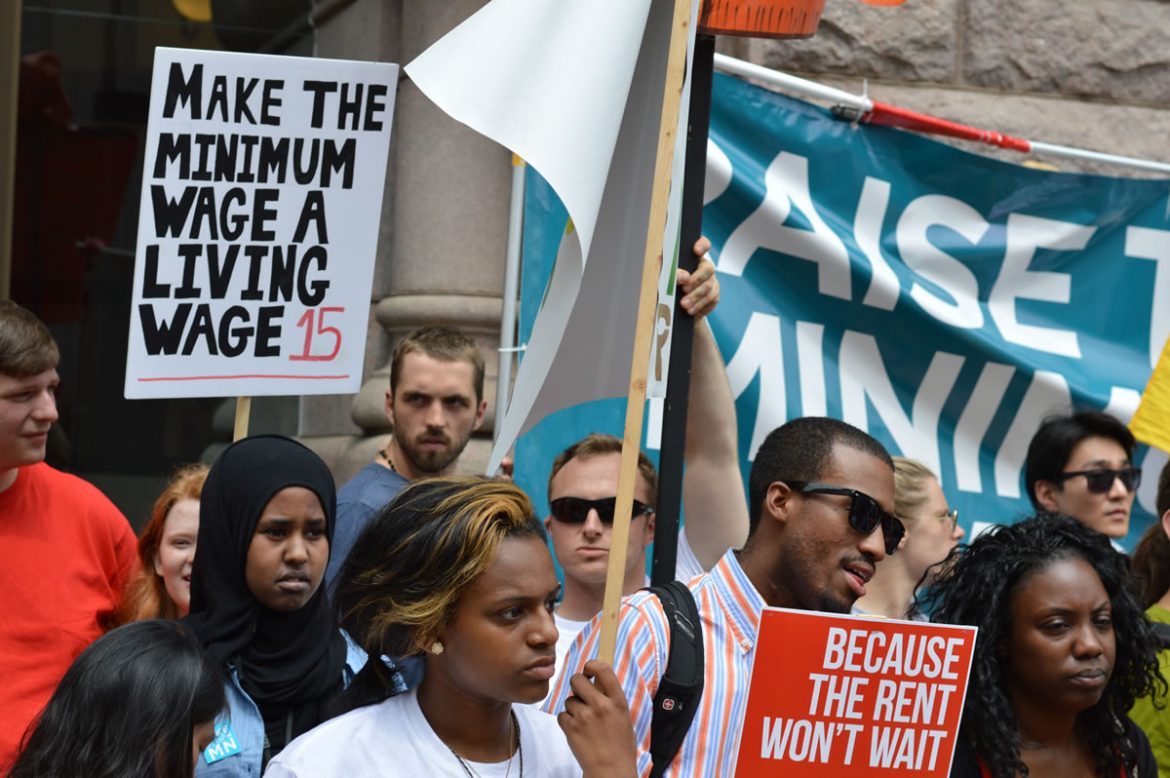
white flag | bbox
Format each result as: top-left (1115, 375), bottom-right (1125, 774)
top-left (406, 0), bottom-right (698, 474)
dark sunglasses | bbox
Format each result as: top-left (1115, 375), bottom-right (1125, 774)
top-left (1056, 466), bottom-right (1141, 494)
top-left (786, 481), bottom-right (905, 555)
top-left (549, 496), bottom-right (655, 525)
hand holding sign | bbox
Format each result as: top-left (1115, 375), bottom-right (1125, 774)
top-left (557, 661), bottom-right (638, 778)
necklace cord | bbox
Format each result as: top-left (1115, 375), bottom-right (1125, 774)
top-left (444, 709), bottom-right (521, 777)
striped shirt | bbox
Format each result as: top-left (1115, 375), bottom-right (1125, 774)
top-left (544, 549), bottom-right (765, 777)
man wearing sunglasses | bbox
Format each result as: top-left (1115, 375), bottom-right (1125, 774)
top-left (546, 417), bottom-right (897, 776)
top-left (541, 245), bottom-right (749, 701)
top-left (1025, 410), bottom-right (1141, 539)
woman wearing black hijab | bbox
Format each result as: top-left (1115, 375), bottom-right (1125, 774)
top-left (186, 435), bottom-right (401, 776)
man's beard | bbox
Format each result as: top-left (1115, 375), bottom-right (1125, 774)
top-left (400, 433), bottom-right (462, 474)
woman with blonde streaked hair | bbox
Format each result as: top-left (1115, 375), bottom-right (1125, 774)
top-left (265, 476), bottom-right (636, 777)
top-left (118, 464), bottom-right (209, 623)
top-left (852, 456), bottom-right (964, 619)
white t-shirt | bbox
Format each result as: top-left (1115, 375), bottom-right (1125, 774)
top-left (264, 688), bottom-right (579, 777)
top-left (541, 528), bottom-right (704, 705)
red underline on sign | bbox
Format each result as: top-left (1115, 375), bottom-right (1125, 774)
top-left (138, 374), bottom-right (350, 382)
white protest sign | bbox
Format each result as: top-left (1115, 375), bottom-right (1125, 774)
top-left (125, 47), bottom-right (396, 399)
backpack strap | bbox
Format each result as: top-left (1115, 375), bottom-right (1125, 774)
top-left (1150, 621), bottom-right (1170, 651)
top-left (647, 580), bottom-right (704, 778)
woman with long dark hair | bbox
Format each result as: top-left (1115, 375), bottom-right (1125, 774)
top-left (921, 514), bottom-right (1162, 777)
top-left (186, 435), bottom-right (401, 776)
top-left (265, 476), bottom-right (635, 777)
top-left (1127, 459), bottom-right (1170, 772)
top-left (6, 619), bottom-right (224, 778)
top-left (118, 463), bottom-right (209, 622)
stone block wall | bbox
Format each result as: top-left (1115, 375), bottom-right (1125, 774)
top-left (724, 0), bottom-right (1170, 175)
top-left (304, 0), bottom-right (1170, 483)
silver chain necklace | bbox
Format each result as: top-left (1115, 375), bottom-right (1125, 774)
top-left (445, 709), bottom-right (522, 778)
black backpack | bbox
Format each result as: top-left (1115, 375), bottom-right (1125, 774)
top-left (646, 580), bottom-right (705, 778)
top-left (1152, 621), bottom-right (1170, 651)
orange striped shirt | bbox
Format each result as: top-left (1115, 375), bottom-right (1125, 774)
top-left (544, 549), bottom-right (765, 776)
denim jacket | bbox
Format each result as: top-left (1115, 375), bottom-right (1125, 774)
top-left (196, 633), bottom-right (416, 777)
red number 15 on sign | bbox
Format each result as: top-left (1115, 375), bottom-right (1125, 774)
top-left (290, 307), bottom-right (344, 362)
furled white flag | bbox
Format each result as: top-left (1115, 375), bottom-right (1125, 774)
top-left (406, 0), bottom-right (699, 475)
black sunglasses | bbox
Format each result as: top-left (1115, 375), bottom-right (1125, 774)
top-left (1056, 466), bottom-right (1142, 494)
top-left (786, 481), bottom-right (904, 555)
top-left (549, 496), bottom-right (654, 525)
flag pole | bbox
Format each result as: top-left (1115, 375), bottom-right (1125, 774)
top-left (651, 31), bottom-right (716, 586)
top-left (598, 0), bottom-right (696, 665)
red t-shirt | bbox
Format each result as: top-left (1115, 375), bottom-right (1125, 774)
top-left (0, 462), bottom-right (137, 770)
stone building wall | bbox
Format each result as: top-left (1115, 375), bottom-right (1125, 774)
top-left (723, 0), bottom-right (1170, 175)
top-left (304, 0), bottom-right (510, 480)
top-left (303, 0), bottom-right (1170, 479)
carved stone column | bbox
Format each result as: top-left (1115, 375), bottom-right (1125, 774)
top-left (304, 0), bottom-right (510, 482)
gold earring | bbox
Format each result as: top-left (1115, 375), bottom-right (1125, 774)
top-left (430, 641), bottom-right (444, 655)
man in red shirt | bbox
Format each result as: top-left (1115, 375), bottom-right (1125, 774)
top-left (0, 300), bottom-right (137, 771)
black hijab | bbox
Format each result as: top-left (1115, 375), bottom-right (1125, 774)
top-left (185, 435), bottom-right (346, 738)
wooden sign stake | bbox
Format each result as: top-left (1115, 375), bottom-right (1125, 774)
top-left (233, 396), bottom-right (252, 442)
top-left (598, 0), bottom-right (695, 665)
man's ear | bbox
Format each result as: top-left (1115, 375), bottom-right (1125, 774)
top-left (384, 387), bottom-right (396, 427)
top-left (1160, 509), bottom-right (1170, 543)
top-left (763, 481), bottom-right (794, 528)
top-left (472, 399), bottom-right (488, 432)
top-left (1033, 480), bottom-right (1061, 512)
top-left (544, 515), bottom-right (553, 533)
top-left (642, 510), bottom-right (656, 548)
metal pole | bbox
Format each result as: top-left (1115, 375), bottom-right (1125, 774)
top-left (713, 52), bottom-right (1170, 176)
top-left (651, 33), bottom-right (715, 586)
top-left (494, 154), bottom-right (526, 455)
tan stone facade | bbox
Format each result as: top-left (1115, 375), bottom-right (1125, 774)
top-left (305, 0), bottom-right (1170, 480)
top-left (726, 0), bottom-right (1170, 176)
top-left (305, 0), bottom-right (511, 481)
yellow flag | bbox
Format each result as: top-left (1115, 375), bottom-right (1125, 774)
top-left (1131, 335), bottom-right (1170, 453)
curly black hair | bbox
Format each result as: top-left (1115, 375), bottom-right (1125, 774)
top-left (918, 513), bottom-right (1164, 778)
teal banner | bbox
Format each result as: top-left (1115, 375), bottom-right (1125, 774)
top-left (515, 72), bottom-right (1170, 548)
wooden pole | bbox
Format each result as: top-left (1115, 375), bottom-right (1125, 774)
top-left (233, 396), bottom-right (252, 441)
top-left (0, 0), bottom-right (22, 300)
top-left (598, 0), bottom-right (695, 665)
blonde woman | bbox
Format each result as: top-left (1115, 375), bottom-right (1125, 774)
top-left (266, 477), bottom-right (635, 777)
top-left (852, 457), bottom-right (964, 619)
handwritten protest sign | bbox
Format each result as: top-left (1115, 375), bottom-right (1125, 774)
top-left (125, 48), bottom-right (396, 399)
top-left (734, 609), bottom-right (976, 777)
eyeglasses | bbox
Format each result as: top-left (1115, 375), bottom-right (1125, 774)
top-left (1056, 466), bottom-right (1142, 494)
top-left (549, 496), bottom-right (655, 525)
top-left (939, 509), bottom-right (959, 531)
top-left (786, 481), bottom-right (905, 555)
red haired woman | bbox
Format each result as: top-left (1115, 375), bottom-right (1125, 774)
top-left (118, 464), bottom-right (208, 622)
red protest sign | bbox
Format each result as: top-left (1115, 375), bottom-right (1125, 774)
top-left (734, 609), bottom-right (976, 777)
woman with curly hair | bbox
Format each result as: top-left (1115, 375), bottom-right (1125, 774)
top-left (118, 464), bottom-right (209, 622)
top-left (1127, 459), bottom-right (1170, 772)
top-left (265, 476), bottom-right (636, 777)
top-left (920, 513), bottom-right (1162, 778)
